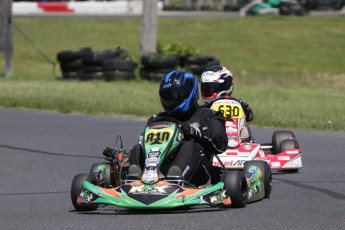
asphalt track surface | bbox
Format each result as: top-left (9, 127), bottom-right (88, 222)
top-left (0, 108), bottom-right (344, 230)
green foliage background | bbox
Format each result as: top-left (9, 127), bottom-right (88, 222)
top-left (0, 17), bottom-right (344, 131)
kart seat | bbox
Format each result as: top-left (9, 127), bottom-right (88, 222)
top-left (240, 125), bottom-right (251, 142)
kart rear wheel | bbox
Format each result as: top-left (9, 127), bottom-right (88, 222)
top-left (222, 170), bottom-right (247, 208)
top-left (71, 173), bottom-right (98, 211)
top-left (272, 131), bottom-right (296, 155)
top-left (244, 160), bottom-right (272, 198)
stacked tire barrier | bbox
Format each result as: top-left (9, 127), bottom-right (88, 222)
top-left (57, 47), bottom-right (90, 79)
top-left (139, 53), bottom-right (220, 80)
top-left (58, 48), bottom-right (220, 81)
top-left (57, 47), bottom-right (137, 81)
top-left (183, 55), bottom-right (220, 77)
top-left (139, 53), bottom-right (179, 80)
top-left (103, 59), bottom-right (138, 81)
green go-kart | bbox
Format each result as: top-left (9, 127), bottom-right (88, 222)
top-left (71, 117), bottom-right (271, 211)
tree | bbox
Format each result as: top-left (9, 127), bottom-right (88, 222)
top-left (0, 0), bottom-right (13, 77)
top-left (141, 0), bottom-right (158, 56)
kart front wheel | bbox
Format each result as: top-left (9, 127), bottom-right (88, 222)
top-left (244, 160), bottom-right (272, 198)
top-left (71, 173), bottom-right (98, 211)
top-left (89, 162), bottom-right (114, 187)
top-left (222, 170), bottom-right (247, 208)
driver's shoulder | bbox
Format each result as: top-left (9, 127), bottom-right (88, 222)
top-left (196, 105), bottom-right (222, 118)
top-left (146, 112), bottom-right (166, 124)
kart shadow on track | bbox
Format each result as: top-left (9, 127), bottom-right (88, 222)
top-left (70, 205), bottom-right (228, 215)
top-left (271, 169), bottom-right (300, 175)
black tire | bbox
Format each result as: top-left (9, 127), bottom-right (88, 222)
top-left (59, 59), bottom-right (83, 72)
top-left (184, 56), bottom-right (209, 65)
top-left (103, 70), bottom-right (135, 81)
top-left (272, 130), bottom-right (296, 155)
top-left (280, 139), bottom-right (300, 173)
top-left (62, 71), bottom-right (80, 79)
top-left (185, 56), bottom-right (220, 76)
top-left (82, 65), bottom-right (103, 72)
top-left (184, 55), bottom-right (219, 66)
top-left (141, 53), bottom-right (178, 69)
top-left (96, 49), bottom-right (129, 62)
top-left (244, 160), bottom-right (272, 198)
top-left (222, 170), bottom-right (247, 208)
top-left (71, 173), bottom-right (98, 211)
top-left (107, 48), bottom-right (129, 59)
top-left (81, 51), bottom-right (100, 65)
top-left (81, 48), bottom-right (129, 65)
top-left (139, 68), bottom-right (167, 81)
top-left (103, 59), bottom-right (138, 71)
top-left (57, 47), bottom-right (92, 63)
top-left (141, 67), bottom-right (175, 74)
top-left (185, 64), bottom-right (205, 77)
top-left (79, 71), bottom-right (103, 81)
top-left (89, 163), bottom-right (114, 188)
top-left (205, 57), bottom-right (220, 67)
top-left (280, 139), bottom-right (299, 152)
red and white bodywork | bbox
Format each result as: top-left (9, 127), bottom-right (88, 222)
top-left (211, 98), bottom-right (302, 171)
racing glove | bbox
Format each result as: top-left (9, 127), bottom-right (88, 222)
top-left (239, 99), bottom-right (254, 122)
top-left (181, 122), bottom-right (202, 140)
top-left (239, 99), bottom-right (249, 110)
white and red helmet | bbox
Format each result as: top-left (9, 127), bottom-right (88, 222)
top-left (200, 65), bottom-right (234, 104)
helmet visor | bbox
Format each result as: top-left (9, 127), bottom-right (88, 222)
top-left (160, 81), bottom-right (193, 111)
top-left (201, 82), bottom-right (224, 96)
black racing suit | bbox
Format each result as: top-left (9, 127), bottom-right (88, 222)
top-left (129, 104), bottom-right (227, 186)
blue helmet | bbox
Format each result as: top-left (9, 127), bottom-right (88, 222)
top-left (159, 70), bottom-right (199, 116)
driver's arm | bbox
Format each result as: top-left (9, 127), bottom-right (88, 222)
top-left (200, 111), bottom-right (227, 154)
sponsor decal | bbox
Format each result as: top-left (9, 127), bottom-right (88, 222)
top-left (226, 150), bottom-right (239, 155)
top-left (202, 71), bottom-right (216, 81)
top-left (286, 150), bottom-right (299, 154)
top-left (248, 183), bottom-right (259, 200)
top-left (129, 184), bottom-right (170, 195)
top-left (213, 160), bottom-right (246, 167)
top-left (277, 156), bottom-right (291, 161)
top-left (145, 130), bottom-right (172, 144)
top-left (211, 100), bottom-right (244, 119)
top-left (190, 122), bottom-right (200, 130)
top-left (146, 157), bottom-right (159, 165)
top-left (271, 162), bottom-right (281, 167)
top-left (225, 122), bottom-right (238, 129)
top-left (228, 136), bottom-right (239, 148)
top-left (243, 145), bottom-right (252, 150)
top-left (227, 127), bottom-right (238, 133)
top-left (182, 165), bottom-right (190, 177)
top-left (151, 124), bottom-right (171, 129)
top-left (246, 167), bottom-right (263, 200)
top-left (80, 189), bottom-right (94, 203)
top-left (143, 170), bottom-right (157, 181)
top-left (209, 190), bottom-right (227, 204)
